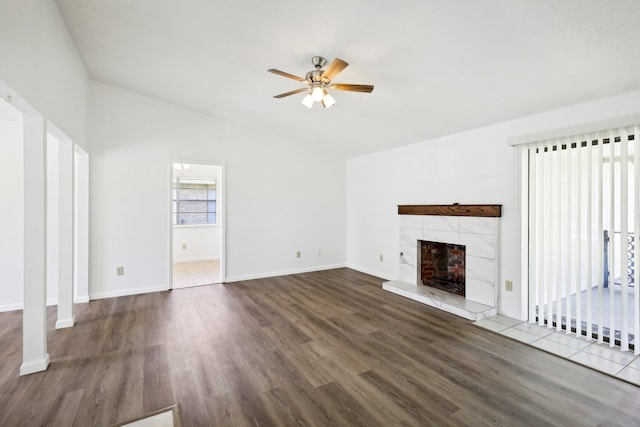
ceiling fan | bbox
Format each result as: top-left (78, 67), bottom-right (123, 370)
top-left (267, 56), bottom-right (374, 109)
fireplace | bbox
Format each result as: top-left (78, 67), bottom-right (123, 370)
top-left (418, 240), bottom-right (466, 296)
top-left (384, 204), bottom-right (501, 320)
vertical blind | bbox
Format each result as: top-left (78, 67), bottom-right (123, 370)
top-left (527, 125), bottom-right (639, 352)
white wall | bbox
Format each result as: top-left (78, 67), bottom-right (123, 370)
top-left (0, 120), bottom-right (24, 311)
top-left (89, 81), bottom-right (346, 299)
top-left (347, 89), bottom-right (640, 320)
top-left (0, 1), bottom-right (89, 312)
top-left (173, 226), bottom-right (220, 263)
top-left (0, 123), bottom-right (66, 311)
top-left (0, 0), bottom-right (89, 150)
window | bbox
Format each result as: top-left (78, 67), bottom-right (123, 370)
top-left (173, 178), bottom-right (217, 225)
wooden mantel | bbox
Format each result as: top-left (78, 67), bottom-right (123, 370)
top-left (398, 204), bottom-right (502, 217)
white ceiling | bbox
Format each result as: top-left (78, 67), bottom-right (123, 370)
top-left (55, 0), bottom-right (640, 157)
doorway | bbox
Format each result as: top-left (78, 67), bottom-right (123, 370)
top-left (170, 161), bottom-right (224, 288)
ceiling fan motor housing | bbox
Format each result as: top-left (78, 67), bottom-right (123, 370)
top-left (305, 69), bottom-right (325, 84)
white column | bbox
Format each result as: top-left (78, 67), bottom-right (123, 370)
top-left (74, 146), bottom-right (90, 303)
top-left (20, 114), bottom-right (49, 376)
top-left (56, 137), bottom-right (74, 328)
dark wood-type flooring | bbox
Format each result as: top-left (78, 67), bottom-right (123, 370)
top-left (1, 268), bottom-right (639, 426)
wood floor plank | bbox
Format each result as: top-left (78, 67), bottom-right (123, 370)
top-left (168, 368), bottom-right (210, 427)
top-left (359, 369), bottom-right (462, 427)
top-left (215, 353), bottom-right (277, 427)
top-left (1, 268), bottom-right (640, 426)
top-left (113, 376), bottom-right (144, 424)
top-left (142, 344), bottom-right (175, 413)
top-left (43, 388), bottom-right (85, 427)
top-left (279, 345), bottom-right (337, 388)
top-left (261, 386), bottom-right (314, 426)
top-left (317, 380), bottom-right (384, 427)
top-left (320, 370), bottom-right (418, 426)
top-left (263, 352), bottom-right (345, 427)
top-left (204, 391), bottom-right (254, 427)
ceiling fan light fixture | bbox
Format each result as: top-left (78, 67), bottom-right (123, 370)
top-left (321, 92), bottom-right (336, 109)
top-left (268, 56), bottom-right (374, 110)
top-left (173, 163), bottom-right (191, 170)
top-left (301, 94), bottom-right (314, 109)
top-left (311, 84), bottom-right (324, 102)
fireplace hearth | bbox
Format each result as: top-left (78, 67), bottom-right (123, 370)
top-left (418, 240), bottom-right (466, 296)
top-left (384, 204), bottom-right (501, 319)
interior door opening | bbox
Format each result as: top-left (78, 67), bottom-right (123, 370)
top-left (171, 161), bottom-right (224, 289)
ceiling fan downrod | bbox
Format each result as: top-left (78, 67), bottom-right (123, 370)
top-left (311, 56), bottom-right (327, 69)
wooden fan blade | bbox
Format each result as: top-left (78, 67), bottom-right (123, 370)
top-left (267, 68), bottom-right (306, 82)
top-left (273, 88), bottom-right (309, 98)
top-left (329, 83), bottom-right (374, 93)
top-left (321, 58), bottom-right (349, 81)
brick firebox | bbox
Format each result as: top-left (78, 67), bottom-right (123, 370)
top-left (419, 240), bottom-right (466, 297)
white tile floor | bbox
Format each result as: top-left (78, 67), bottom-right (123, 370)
top-left (475, 315), bottom-right (640, 387)
top-left (173, 259), bottom-right (221, 288)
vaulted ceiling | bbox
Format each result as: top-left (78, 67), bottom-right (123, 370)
top-left (55, 0), bottom-right (640, 157)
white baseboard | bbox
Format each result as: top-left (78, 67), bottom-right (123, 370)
top-left (55, 316), bottom-right (75, 329)
top-left (346, 263), bottom-right (396, 281)
top-left (0, 302), bottom-right (24, 313)
top-left (225, 263), bottom-right (346, 283)
top-left (0, 297), bottom-right (88, 312)
top-left (7, 265), bottom-right (357, 306)
top-left (90, 284), bottom-right (170, 300)
top-left (20, 353), bottom-right (50, 376)
top-left (1, 265), bottom-right (386, 310)
top-left (173, 256), bottom-right (218, 264)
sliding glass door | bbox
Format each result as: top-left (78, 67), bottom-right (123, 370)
top-left (525, 125), bottom-right (639, 352)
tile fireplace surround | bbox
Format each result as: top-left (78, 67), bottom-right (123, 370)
top-left (383, 204), bottom-right (501, 321)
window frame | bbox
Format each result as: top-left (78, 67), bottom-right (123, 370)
top-left (172, 177), bottom-right (217, 226)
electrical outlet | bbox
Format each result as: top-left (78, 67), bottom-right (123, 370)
top-left (116, 266), bottom-right (124, 276)
top-left (296, 251), bottom-right (301, 258)
top-left (379, 254), bottom-right (384, 262)
top-left (182, 243), bottom-right (187, 250)
top-left (505, 280), bottom-right (513, 292)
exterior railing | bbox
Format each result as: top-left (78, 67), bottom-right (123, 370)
top-left (603, 230), bottom-right (636, 288)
